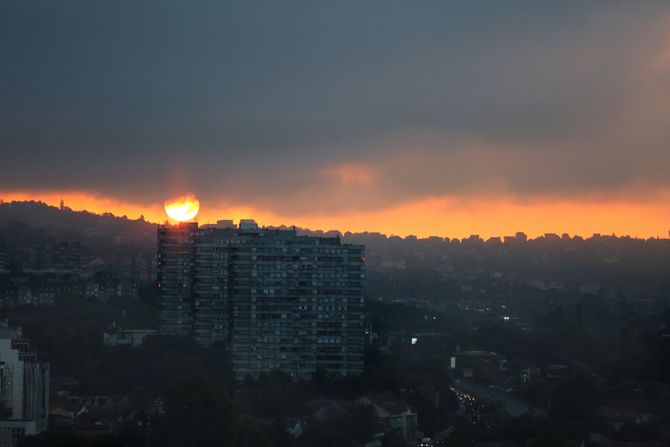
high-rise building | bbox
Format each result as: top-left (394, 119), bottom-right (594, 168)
top-left (0, 322), bottom-right (50, 433)
top-left (157, 222), bottom-right (198, 337)
top-left (158, 220), bottom-right (365, 380)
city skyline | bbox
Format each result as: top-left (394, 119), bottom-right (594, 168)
top-left (1, 193), bottom-right (669, 240)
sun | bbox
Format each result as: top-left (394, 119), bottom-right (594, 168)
top-left (164, 194), bottom-right (200, 222)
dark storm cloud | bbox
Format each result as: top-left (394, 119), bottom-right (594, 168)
top-left (1, 1), bottom-right (669, 212)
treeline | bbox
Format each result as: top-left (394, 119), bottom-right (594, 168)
top-left (3, 201), bottom-right (670, 304)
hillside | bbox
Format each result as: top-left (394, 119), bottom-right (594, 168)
top-left (0, 200), bottom-right (157, 257)
top-left (1, 201), bottom-right (669, 309)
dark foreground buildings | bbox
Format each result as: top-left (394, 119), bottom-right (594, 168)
top-left (157, 220), bottom-right (365, 380)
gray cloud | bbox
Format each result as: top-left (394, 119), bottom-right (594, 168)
top-left (1, 1), bottom-right (669, 213)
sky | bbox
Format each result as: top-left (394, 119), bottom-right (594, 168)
top-left (2, 1), bottom-right (670, 238)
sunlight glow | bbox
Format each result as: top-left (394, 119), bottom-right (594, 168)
top-left (2, 189), bottom-right (669, 239)
top-left (164, 194), bottom-right (200, 222)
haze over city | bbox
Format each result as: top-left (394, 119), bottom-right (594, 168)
top-left (2, 1), bottom-right (670, 238)
top-left (3, 2), bottom-right (670, 447)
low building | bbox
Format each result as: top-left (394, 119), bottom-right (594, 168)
top-left (103, 329), bottom-right (156, 347)
top-left (0, 420), bottom-right (37, 447)
top-left (449, 351), bottom-right (506, 381)
top-left (358, 392), bottom-right (418, 441)
top-left (65, 395), bottom-right (129, 410)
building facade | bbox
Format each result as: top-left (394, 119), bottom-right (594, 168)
top-left (158, 220), bottom-right (365, 380)
top-left (0, 322), bottom-right (50, 436)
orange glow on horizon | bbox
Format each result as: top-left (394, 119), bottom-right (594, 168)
top-left (164, 194), bottom-right (200, 222)
top-left (1, 190), bottom-right (669, 239)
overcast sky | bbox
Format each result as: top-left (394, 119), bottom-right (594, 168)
top-left (2, 1), bottom-right (669, 235)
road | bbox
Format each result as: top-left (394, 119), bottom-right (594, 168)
top-left (452, 379), bottom-right (544, 418)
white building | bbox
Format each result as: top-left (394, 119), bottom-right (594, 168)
top-left (103, 329), bottom-right (157, 347)
top-left (0, 322), bottom-right (49, 438)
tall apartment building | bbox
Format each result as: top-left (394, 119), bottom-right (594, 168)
top-left (158, 220), bottom-right (365, 381)
top-left (0, 322), bottom-right (50, 434)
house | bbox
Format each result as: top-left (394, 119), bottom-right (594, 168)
top-left (598, 405), bottom-right (655, 431)
top-left (357, 392), bottom-right (418, 441)
top-left (305, 398), bottom-right (352, 421)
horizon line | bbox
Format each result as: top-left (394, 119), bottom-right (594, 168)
top-left (1, 199), bottom-right (668, 243)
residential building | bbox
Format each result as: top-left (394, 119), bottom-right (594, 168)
top-left (103, 329), bottom-right (157, 347)
top-left (0, 420), bottom-right (37, 447)
top-left (357, 392), bottom-right (418, 441)
top-left (158, 220), bottom-right (366, 380)
top-left (157, 222), bottom-right (198, 337)
top-left (0, 322), bottom-right (49, 437)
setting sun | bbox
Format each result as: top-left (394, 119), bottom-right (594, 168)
top-left (164, 194), bottom-right (200, 222)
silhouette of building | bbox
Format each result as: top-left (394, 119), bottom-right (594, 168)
top-left (158, 220), bottom-right (366, 380)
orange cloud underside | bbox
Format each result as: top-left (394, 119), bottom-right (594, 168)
top-left (323, 164), bottom-right (376, 185)
top-left (1, 190), bottom-right (669, 239)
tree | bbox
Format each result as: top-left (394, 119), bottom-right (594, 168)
top-left (381, 430), bottom-right (405, 447)
top-left (154, 376), bottom-right (236, 447)
top-left (0, 401), bottom-right (13, 419)
top-left (350, 404), bottom-right (376, 443)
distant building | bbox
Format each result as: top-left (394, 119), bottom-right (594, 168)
top-left (86, 272), bottom-right (138, 301)
top-left (103, 329), bottom-right (156, 347)
top-left (449, 350), bottom-right (506, 381)
top-left (0, 321), bottom-right (49, 439)
top-left (598, 404), bottom-right (655, 431)
top-left (50, 241), bottom-right (85, 273)
top-left (158, 220), bottom-right (366, 380)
